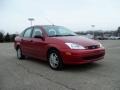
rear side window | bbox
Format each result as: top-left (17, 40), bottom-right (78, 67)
top-left (23, 28), bottom-right (32, 38)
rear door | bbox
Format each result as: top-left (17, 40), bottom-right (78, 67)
top-left (21, 27), bottom-right (33, 56)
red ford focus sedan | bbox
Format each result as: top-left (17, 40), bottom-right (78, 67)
top-left (14, 25), bottom-right (105, 70)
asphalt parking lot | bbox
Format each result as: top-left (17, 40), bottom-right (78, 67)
top-left (0, 40), bottom-right (120, 90)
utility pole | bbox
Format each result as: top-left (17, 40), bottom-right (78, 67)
top-left (28, 18), bottom-right (35, 26)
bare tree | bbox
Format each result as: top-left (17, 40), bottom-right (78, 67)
top-left (117, 27), bottom-right (120, 37)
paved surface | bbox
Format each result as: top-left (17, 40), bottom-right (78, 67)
top-left (0, 40), bottom-right (120, 90)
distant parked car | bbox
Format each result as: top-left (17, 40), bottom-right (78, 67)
top-left (95, 36), bottom-right (109, 40)
top-left (82, 34), bottom-right (94, 39)
top-left (14, 25), bottom-right (105, 70)
top-left (95, 36), bottom-right (104, 40)
top-left (108, 36), bottom-right (120, 40)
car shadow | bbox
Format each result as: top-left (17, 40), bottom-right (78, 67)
top-left (25, 57), bottom-right (49, 67)
top-left (64, 62), bottom-right (103, 72)
top-left (25, 57), bottom-right (102, 72)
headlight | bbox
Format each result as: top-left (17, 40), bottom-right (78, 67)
top-left (99, 43), bottom-right (104, 48)
top-left (65, 43), bottom-right (85, 49)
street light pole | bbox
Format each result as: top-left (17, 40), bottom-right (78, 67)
top-left (28, 18), bottom-right (35, 26)
top-left (91, 25), bottom-right (95, 39)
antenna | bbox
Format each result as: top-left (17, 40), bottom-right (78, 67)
top-left (43, 16), bottom-right (54, 26)
top-left (39, 10), bottom-right (55, 26)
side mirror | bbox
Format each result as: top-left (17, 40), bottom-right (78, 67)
top-left (34, 35), bottom-right (42, 38)
top-left (34, 35), bottom-right (44, 40)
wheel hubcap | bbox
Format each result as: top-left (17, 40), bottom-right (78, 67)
top-left (49, 53), bottom-right (59, 68)
top-left (17, 49), bottom-right (21, 58)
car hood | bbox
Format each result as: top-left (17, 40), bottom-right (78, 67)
top-left (54, 36), bottom-right (99, 46)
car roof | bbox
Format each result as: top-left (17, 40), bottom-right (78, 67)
top-left (32, 25), bottom-right (57, 28)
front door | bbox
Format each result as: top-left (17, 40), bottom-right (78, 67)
top-left (31, 27), bottom-right (46, 60)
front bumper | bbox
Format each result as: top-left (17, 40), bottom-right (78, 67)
top-left (60, 48), bottom-right (105, 64)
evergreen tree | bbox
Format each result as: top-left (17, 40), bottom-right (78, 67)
top-left (0, 32), bottom-right (4, 42)
top-left (11, 34), bottom-right (17, 42)
top-left (4, 33), bottom-right (10, 42)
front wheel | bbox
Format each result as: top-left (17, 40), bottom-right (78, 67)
top-left (48, 50), bottom-right (64, 70)
top-left (17, 48), bottom-right (25, 60)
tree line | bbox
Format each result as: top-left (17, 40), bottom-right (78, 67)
top-left (0, 32), bottom-right (17, 42)
top-left (75, 27), bottom-right (120, 37)
top-left (0, 27), bottom-right (120, 42)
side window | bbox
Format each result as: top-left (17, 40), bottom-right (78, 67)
top-left (32, 27), bottom-right (43, 38)
top-left (23, 28), bottom-right (32, 38)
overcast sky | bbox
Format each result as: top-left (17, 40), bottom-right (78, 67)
top-left (0, 0), bottom-right (120, 34)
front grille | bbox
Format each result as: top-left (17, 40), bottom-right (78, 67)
top-left (83, 53), bottom-right (104, 60)
top-left (86, 45), bottom-right (100, 49)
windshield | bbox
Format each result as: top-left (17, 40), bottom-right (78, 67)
top-left (43, 25), bottom-right (77, 37)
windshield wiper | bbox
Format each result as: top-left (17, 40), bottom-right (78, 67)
top-left (62, 34), bottom-right (76, 36)
top-left (49, 34), bottom-right (76, 37)
top-left (49, 35), bottom-right (64, 37)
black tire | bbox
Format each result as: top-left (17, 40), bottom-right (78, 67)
top-left (48, 50), bottom-right (64, 70)
top-left (17, 47), bottom-right (25, 60)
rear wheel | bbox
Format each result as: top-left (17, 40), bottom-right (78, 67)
top-left (48, 50), bottom-right (64, 70)
top-left (17, 47), bottom-right (25, 60)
